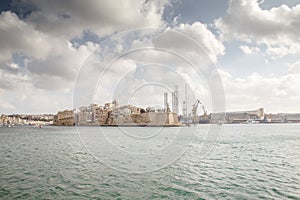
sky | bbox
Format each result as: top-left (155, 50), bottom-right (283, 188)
top-left (0, 0), bottom-right (300, 114)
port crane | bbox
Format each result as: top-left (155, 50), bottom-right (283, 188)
top-left (192, 99), bottom-right (208, 123)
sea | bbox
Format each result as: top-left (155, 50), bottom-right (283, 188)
top-left (0, 124), bottom-right (299, 199)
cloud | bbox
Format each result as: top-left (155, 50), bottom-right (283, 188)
top-left (0, 85), bottom-right (74, 114)
top-left (0, 11), bottom-right (55, 61)
top-left (0, 65), bottom-right (28, 90)
top-left (71, 21), bottom-right (224, 113)
top-left (0, 11), bottom-right (94, 91)
top-left (0, 0), bottom-right (176, 113)
top-left (22, 0), bottom-right (170, 38)
top-left (219, 60), bottom-right (300, 113)
top-left (0, 100), bottom-right (16, 112)
top-left (0, 65), bottom-right (73, 114)
top-left (215, 0), bottom-right (300, 58)
top-left (240, 45), bottom-right (260, 55)
top-left (28, 41), bottom-right (99, 90)
top-left (289, 61), bottom-right (300, 74)
top-left (154, 22), bottom-right (225, 63)
top-left (0, 0), bottom-right (173, 89)
top-left (9, 0), bottom-right (300, 115)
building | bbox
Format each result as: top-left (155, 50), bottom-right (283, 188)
top-left (106, 104), bottom-right (143, 125)
top-left (210, 108), bottom-right (265, 124)
top-left (53, 110), bottom-right (75, 126)
top-left (53, 99), bottom-right (180, 126)
top-left (264, 113), bottom-right (300, 123)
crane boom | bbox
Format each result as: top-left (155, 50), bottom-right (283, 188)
top-left (192, 99), bottom-right (208, 123)
top-left (192, 100), bottom-right (200, 123)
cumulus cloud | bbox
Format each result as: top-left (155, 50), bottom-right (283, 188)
top-left (219, 60), bottom-right (300, 113)
top-left (28, 41), bottom-right (99, 90)
top-left (0, 10), bottom-right (101, 92)
top-left (23, 0), bottom-right (170, 38)
top-left (68, 21), bottom-right (225, 112)
top-left (0, 64), bottom-right (73, 113)
top-left (154, 22), bottom-right (225, 63)
top-left (4, 0), bottom-right (299, 115)
top-left (0, 11), bottom-right (55, 61)
top-left (240, 45), bottom-right (260, 55)
top-left (74, 30), bottom-right (221, 112)
top-left (289, 61), bottom-right (300, 74)
top-left (0, 0), bottom-right (175, 113)
top-left (215, 0), bottom-right (300, 58)
top-left (213, 0), bottom-right (300, 113)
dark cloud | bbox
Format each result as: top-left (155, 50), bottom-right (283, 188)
top-left (20, 0), bottom-right (169, 38)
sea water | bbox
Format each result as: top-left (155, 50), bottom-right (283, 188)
top-left (0, 124), bottom-right (299, 199)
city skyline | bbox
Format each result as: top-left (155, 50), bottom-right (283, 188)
top-left (0, 0), bottom-right (300, 114)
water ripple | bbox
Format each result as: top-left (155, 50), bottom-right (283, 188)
top-left (0, 125), bottom-right (299, 199)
